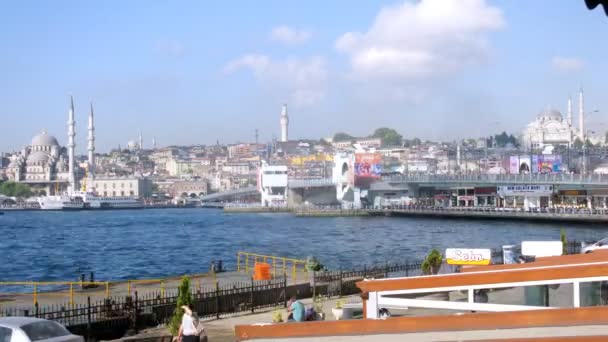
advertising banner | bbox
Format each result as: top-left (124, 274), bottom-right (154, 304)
top-left (354, 153), bottom-right (383, 178)
top-left (519, 156), bottom-right (531, 173)
top-left (521, 241), bottom-right (563, 257)
top-left (446, 248), bottom-right (492, 266)
top-left (509, 156), bottom-right (519, 174)
top-left (538, 155), bottom-right (562, 173)
top-left (531, 155), bottom-right (540, 173)
top-left (497, 185), bottom-right (554, 196)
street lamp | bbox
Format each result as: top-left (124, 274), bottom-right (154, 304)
top-left (582, 109), bottom-right (600, 175)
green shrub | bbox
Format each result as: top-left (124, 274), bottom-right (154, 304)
top-left (421, 249), bottom-right (442, 275)
top-left (168, 276), bottom-right (193, 336)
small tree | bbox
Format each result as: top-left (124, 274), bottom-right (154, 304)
top-left (421, 249), bottom-right (442, 275)
top-left (169, 276), bottom-right (193, 336)
top-left (561, 229), bottom-right (568, 255)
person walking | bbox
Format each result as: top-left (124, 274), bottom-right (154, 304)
top-left (178, 305), bottom-right (203, 342)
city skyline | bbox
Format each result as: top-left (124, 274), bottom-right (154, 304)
top-left (1, 0), bottom-right (606, 152)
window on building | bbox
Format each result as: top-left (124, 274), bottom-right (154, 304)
top-left (104, 191), bottom-right (107, 196)
top-left (113, 183), bottom-right (116, 188)
top-left (121, 191), bottom-right (124, 196)
top-left (121, 183), bottom-right (125, 188)
top-left (113, 191), bottom-right (116, 196)
top-left (130, 191), bottom-right (134, 196)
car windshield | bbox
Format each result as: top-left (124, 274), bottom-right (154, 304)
top-left (597, 238), bottom-right (608, 246)
top-left (0, 327), bottom-right (12, 342)
top-left (21, 321), bottom-right (70, 341)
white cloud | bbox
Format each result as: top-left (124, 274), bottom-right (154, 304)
top-left (270, 26), bottom-right (311, 45)
top-left (551, 56), bottom-right (584, 72)
top-left (225, 54), bottom-right (327, 106)
top-left (335, 0), bottom-right (505, 80)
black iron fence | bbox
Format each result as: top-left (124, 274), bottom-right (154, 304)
top-left (1, 277), bottom-right (289, 341)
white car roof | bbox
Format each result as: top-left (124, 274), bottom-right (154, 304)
top-left (0, 317), bottom-right (49, 329)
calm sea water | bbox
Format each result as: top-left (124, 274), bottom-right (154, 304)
top-left (1, 209), bottom-right (608, 282)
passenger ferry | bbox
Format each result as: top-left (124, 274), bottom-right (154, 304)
top-left (72, 191), bottom-right (144, 209)
top-left (38, 191), bottom-right (143, 210)
top-left (38, 194), bottom-right (85, 210)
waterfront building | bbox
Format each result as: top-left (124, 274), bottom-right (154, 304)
top-left (170, 180), bottom-right (209, 198)
top-left (258, 162), bottom-right (288, 207)
top-left (90, 177), bottom-right (151, 198)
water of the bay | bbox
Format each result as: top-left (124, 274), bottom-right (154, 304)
top-left (1, 208), bottom-right (608, 282)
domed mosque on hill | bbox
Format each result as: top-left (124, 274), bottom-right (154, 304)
top-left (6, 131), bottom-right (71, 194)
top-left (520, 88), bottom-right (595, 150)
top-left (6, 97), bottom-right (94, 196)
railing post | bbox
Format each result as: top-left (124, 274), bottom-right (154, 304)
top-left (34, 301), bottom-right (39, 318)
top-left (69, 283), bottom-right (74, 307)
top-left (573, 281), bottom-right (580, 308)
top-left (250, 277), bottom-right (255, 314)
top-left (237, 253), bottom-right (241, 272)
top-left (87, 296), bottom-right (91, 341)
top-left (105, 282), bottom-right (110, 298)
top-left (128, 280), bottom-right (132, 295)
top-left (283, 274), bottom-right (287, 308)
top-left (214, 281), bottom-right (221, 319)
top-left (33, 283), bottom-right (37, 306)
top-left (338, 268), bottom-right (343, 297)
top-left (405, 261), bottom-right (409, 277)
top-left (245, 254), bottom-right (249, 273)
top-left (134, 291), bottom-right (139, 334)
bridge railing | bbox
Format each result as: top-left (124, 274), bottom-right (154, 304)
top-left (382, 173), bottom-right (608, 184)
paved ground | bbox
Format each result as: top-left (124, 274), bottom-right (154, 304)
top-left (0, 270), bottom-right (313, 309)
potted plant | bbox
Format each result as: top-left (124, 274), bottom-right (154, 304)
top-left (313, 295), bottom-right (325, 321)
top-left (271, 310), bottom-right (283, 323)
top-left (422, 249), bottom-right (443, 275)
top-left (331, 299), bottom-right (345, 320)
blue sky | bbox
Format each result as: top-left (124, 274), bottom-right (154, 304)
top-left (0, 0), bottom-right (606, 152)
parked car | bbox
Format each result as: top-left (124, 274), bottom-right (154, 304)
top-left (581, 237), bottom-right (608, 254)
top-left (0, 317), bottom-right (83, 342)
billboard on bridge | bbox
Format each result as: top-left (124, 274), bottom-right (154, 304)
top-left (354, 153), bottom-right (383, 178)
top-left (354, 153), bottom-right (382, 187)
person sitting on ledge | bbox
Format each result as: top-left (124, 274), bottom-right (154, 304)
top-left (287, 296), bottom-right (306, 322)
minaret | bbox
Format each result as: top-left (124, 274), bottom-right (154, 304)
top-left (567, 96), bottom-right (573, 127)
top-left (280, 104), bottom-right (289, 142)
top-left (579, 88), bottom-right (585, 141)
top-left (152, 137), bottom-right (156, 149)
top-left (138, 131), bottom-right (143, 150)
top-left (87, 102), bottom-right (95, 180)
top-left (67, 96), bottom-right (76, 194)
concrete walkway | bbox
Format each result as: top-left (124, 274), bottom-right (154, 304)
top-left (0, 270), bottom-right (313, 310)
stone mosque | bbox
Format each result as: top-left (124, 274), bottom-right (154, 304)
top-left (520, 88), bottom-right (597, 149)
top-left (5, 131), bottom-right (72, 195)
top-left (5, 97), bottom-right (92, 195)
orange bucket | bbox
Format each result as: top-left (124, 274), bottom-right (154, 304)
top-left (253, 262), bottom-right (271, 280)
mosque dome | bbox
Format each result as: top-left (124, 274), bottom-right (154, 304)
top-left (537, 108), bottom-right (563, 121)
top-left (31, 131), bottom-right (59, 147)
top-left (26, 151), bottom-right (50, 164)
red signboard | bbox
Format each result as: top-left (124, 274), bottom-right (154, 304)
top-left (354, 153), bottom-right (382, 178)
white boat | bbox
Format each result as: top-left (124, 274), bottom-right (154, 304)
top-left (72, 191), bottom-right (144, 209)
top-left (38, 194), bottom-right (85, 210)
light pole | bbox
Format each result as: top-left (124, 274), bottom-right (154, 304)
top-left (582, 110), bottom-right (600, 175)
